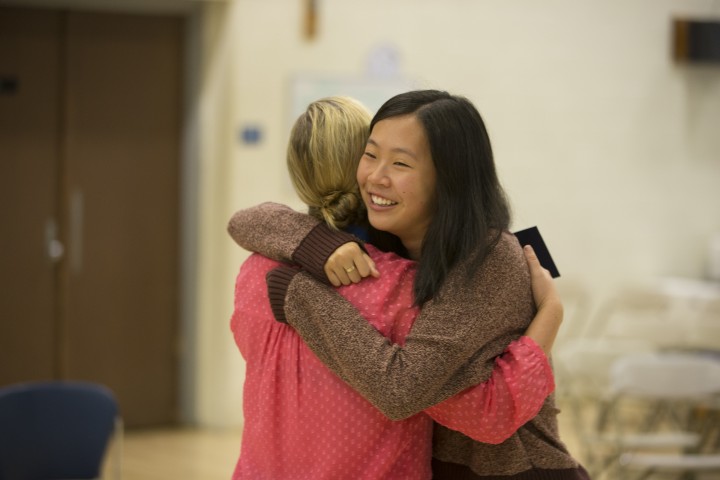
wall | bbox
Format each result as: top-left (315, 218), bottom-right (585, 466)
top-left (194, 0), bottom-right (720, 427)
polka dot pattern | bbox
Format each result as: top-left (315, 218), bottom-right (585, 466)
top-left (425, 336), bottom-right (555, 444)
top-left (229, 245), bottom-right (554, 478)
top-left (230, 250), bottom-right (432, 480)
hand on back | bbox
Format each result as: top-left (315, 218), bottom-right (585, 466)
top-left (324, 243), bottom-right (380, 287)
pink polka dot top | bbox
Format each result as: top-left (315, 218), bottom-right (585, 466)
top-left (230, 245), bottom-right (554, 479)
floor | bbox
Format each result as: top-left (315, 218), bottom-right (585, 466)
top-left (103, 427), bottom-right (243, 480)
top-left (106, 402), bottom-right (720, 480)
top-left (107, 410), bottom-right (583, 480)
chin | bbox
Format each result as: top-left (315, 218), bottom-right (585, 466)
top-left (367, 213), bottom-right (390, 232)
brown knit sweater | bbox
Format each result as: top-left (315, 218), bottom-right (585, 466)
top-left (227, 202), bottom-right (589, 480)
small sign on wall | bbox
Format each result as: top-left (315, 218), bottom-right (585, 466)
top-left (239, 125), bottom-right (263, 145)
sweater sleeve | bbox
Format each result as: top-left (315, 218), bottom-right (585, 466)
top-left (281, 234), bottom-right (538, 420)
top-left (424, 336), bottom-right (554, 444)
top-left (265, 260), bottom-right (554, 443)
top-left (227, 202), bottom-right (363, 281)
top-left (227, 206), bottom-right (545, 427)
top-left (226, 202), bottom-right (323, 263)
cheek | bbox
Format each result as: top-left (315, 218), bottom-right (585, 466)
top-left (356, 162), bottom-right (368, 185)
top-left (422, 174), bottom-right (437, 206)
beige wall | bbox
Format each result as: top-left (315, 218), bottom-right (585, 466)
top-left (7, 0), bottom-right (717, 429)
top-left (193, 0), bottom-right (720, 427)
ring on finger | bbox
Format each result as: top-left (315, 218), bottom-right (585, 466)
top-left (344, 265), bottom-right (356, 273)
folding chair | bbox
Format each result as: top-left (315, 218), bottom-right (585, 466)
top-left (591, 352), bottom-right (720, 480)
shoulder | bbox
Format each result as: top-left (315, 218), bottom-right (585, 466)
top-left (481, 231), bottom-right (526, 269)
top-left (239, 252), bottom-right (282, 275)
top-left (449, 231), bottom-right (529, 295)
top-left (234, 254), bottom-right (282, 302)
top-left (493, 231), bottom-right (526, 264)
top-left (478, 232), bottom-right (531, 299)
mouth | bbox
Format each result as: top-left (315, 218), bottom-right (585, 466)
top-left (370, 193), bottom-right (397, 207)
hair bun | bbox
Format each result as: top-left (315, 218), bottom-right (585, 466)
top-left (320, 191), bottom-right (362, 230)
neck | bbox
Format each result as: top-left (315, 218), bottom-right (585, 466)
top-left (397, 228), bottom-right (426, 261)
top-left (403, 239), bottom-right (422, 261)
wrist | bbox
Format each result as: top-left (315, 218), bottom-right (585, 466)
top-left (538, 296), bottom-right (563, 321)
top-left (266, 264), bottom-right (302, 323)
top-left (292, 223), bottom-right (364, 284)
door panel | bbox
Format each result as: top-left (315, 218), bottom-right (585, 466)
top-left (0, 8), bottom-right (61, 385)
top-left (62, 11), bottom-right (183, 427)
top-left (0, 6), bottom-right (183, 428)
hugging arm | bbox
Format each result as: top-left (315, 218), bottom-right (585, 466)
top-left (228, 203), bottom-right (557, 441)
top-left (423, 246), bottom-right (559, 442)
top-left (424, 336), bottom-right (553, 443)
top-left (264, 261), bottom-right (553, 443)
top-left (271, 241), bottom-right (536, 421)
top-left (227, 202), bottom-right (360, 281)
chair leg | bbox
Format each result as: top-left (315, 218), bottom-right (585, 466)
top-left (112, 417), bottom-right (124, 480)
top-left (634, 467), bottom-right (657, 480)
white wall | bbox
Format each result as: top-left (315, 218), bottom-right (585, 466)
top-left (194, 0), bottom-right (720, 427)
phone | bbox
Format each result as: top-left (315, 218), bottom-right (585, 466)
top-left (514, 226), bottom-right (560, 278)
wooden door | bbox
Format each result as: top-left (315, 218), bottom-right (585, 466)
top-left (0, 8), bottom-right (62, 385)
top-left (61, 11), bottom-right (183, 427)
top-left (0, 6), bottom-right (183, 428)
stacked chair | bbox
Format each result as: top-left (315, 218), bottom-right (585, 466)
top-left (587, 352), bottom-right (720, 479)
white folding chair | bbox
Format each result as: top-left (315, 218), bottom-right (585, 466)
top-left (553, 337), bottom-right (655, 469)
top-left (590, 352), bottom-right (720, 480)
top-left (618, 452), bottom-right (720, 480)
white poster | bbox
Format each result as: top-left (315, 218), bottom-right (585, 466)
top-left (288, 75), bottom-right (416, 127)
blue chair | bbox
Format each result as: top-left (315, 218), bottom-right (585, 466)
top-left (0, 381), bottom-right (121, 480)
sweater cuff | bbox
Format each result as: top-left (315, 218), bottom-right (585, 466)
top-left (291, 223), bottom-right (365, 284)
top-left (266, 264), bottom-right (302, 323)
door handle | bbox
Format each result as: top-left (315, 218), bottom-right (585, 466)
top-left (45, 218), bottom-right (64, 263)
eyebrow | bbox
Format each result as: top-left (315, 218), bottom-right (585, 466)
top-left (366, 138), bottom-right (418, 160)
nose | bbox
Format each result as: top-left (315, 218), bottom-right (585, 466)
top-left (366, 162), bottom-right (390, 186)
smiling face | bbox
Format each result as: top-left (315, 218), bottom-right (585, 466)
top-left (357, 114), bottom-right (437, 259)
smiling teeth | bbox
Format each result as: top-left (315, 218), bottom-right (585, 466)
top-left (371, 194), bottom-right (397, 206)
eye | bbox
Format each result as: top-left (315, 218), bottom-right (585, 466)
top-left (363, 151), bottom-right (377, 159)
top-left (393, 161), bottom-right (410, 167)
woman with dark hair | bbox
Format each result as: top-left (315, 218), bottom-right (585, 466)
top-left (229, 90), bottom-right (589, 479)
top-left (363, 90), bottom-right (511, 305)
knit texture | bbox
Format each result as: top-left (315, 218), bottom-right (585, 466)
top-left (232, 247), bottom-right (556, 479)
top-left (227, 202), bottom-right (590, 479)
top-left (265, 264), bottom-right (300, 323)
top-left (292, 222), bottom-right (364, 283)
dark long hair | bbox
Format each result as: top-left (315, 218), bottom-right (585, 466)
top-left (368, 90), bottom-right (511, 305)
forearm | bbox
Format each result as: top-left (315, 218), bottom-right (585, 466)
top-left (284, 273), bottom-right (439, 418)
top-left (226, 202), bottom-right (320, 262)
top-left (524, 298), bottom-right (563, 356)
top-left (283, 266), bottom-right (531, 420)
top-left (227, 202), bottom-right (360, 281)
top-left (424, 336), bottom-right (554, 444)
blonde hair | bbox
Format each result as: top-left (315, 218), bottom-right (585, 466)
top-left (287, 96), bottom-right (372, 230)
